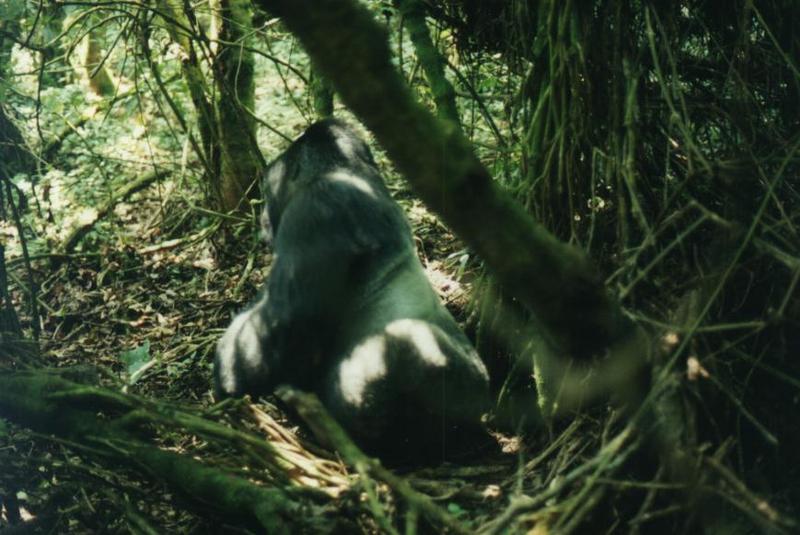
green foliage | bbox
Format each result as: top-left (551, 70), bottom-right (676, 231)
top-left (0, 0), bottom-right (797, 532)
top-left (119, 340), bottom-right (152, 384)
top-left (446, 502), bottom-right (466, 517)
top-left (0, 0), bottom-right (25, 21)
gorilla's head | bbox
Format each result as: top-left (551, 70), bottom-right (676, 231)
top-left (260, 119), bottom-right (380, 242)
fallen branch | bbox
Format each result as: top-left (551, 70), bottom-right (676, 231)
top-left (0, 370), bottom-right (330, 533)
top-left (59, 169), bottom-right (168, 254)
top-left (278, 386), bottom-right (472, 535)
top-left (42, 78), bottom-right (179, 162)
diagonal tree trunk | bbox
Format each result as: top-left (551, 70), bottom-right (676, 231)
top-left (254, 0), bottom-right (637, 366)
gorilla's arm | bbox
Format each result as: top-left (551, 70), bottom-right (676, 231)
top-left (214, 225), bottom-right (352, 397)
top-left (213, 289), bottom-right (272, 397)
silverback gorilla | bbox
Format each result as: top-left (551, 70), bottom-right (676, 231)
top-left (214, 119), bottom-right (490, 462)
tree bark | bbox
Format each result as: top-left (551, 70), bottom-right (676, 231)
top-left (211, 0), bottom-right (261, 212)
top-left (0, 18), bottom-right (34, 180)
top-left (157, 0), bottom-right (220, 184)
top-left (393, 0), bottom-right (461, 127)
top-left (0, 107), bottom-right (33, 180)
top-left (84, 30), bottom-right (115, 96)
top-left (310, 65), bottom-right (334, 118)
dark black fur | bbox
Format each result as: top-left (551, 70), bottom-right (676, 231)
top-left (214, 119), bottom-right (490, 461)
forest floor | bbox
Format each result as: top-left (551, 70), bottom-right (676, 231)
top-left (6, 161), bottom-right (581, 532)
top-left (0, 39), bottom-right (573, 531)
top-left (11, 34), bottom-right (780, 532)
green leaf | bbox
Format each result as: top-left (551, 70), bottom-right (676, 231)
top-left (447, 503), bottom-right (466, 517)
top-left (0, 0), bottom-right (25, 19)
top-left (118, 341), bottom-right (152, 383)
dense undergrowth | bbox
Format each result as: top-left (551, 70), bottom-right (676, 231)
top-left (1, 1), bottom-right (799, 533)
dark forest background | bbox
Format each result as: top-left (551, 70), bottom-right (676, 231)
top-left (0, 0), bottom-right (798, 533)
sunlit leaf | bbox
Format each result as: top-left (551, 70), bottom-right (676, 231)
top-left (118, 340), bottom-right (152, 384)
